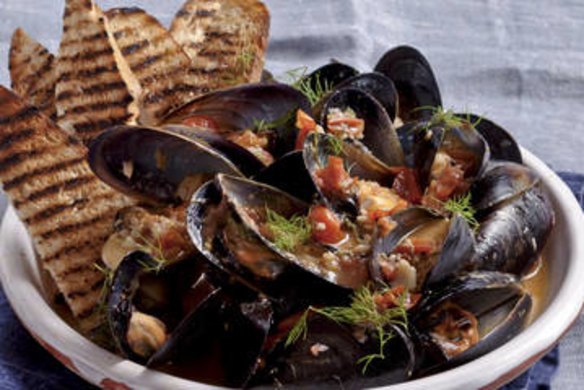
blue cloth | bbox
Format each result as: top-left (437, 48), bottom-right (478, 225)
top-left (0, 171), bottom-right (581, 389)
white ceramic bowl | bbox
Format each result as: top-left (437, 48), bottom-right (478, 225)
top-left (1, 147), bottom-right (583, 390)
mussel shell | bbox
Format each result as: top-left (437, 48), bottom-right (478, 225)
top-left (253, 151), bottom-right (317, 203)
top-left (303, 132), bottom-right (396, 215)
top-left (371, 208), bottom-right (475, 290)
top-left (302, 62), bottom-right (360, 96)
top-left (321, 87), bottom-right (405, 167)
top-left (374, 46), bottom-right (442, 122)
top-left (222, 298), bottom-right (274, 387)
top-left (186, 176), bottom-right (357, 312)
top-left (89, 125), bottom-right (264, 205)
top-left (162, 83), bottom-right (311, 158)
top-left (457, 114), bottom-right (522, 164)
top-left (471, 185), bottom-right (554, 276)
top-left (335, 72), bottom-right (399, 122)
top-left (413, 272), bottom-right (531, 373)
top-left (472, 161), bottom-right (539, 212)
top-left (147, 272), bottom-right (224, 367)
top-left (256, 314), bottom-right (414, 388)
top-left (107, 251), bottom-right (202, 362)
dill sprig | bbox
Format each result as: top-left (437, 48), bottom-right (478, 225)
top-left (94, 262), bottom-right (114, 311)
top-left (443, 192), bottom-right (480, 231)
top-left (327, 135), bottom-right (344, 156)
top-left (135, 230), bottom-right (168, 273)
top-left (265, 208), bottom-right (312, 252)
top-left (251, 109), bottom-right (296, 134)
top-left (294, 73), bottom-right (333, 106)
top-left (285, 285), bottom-right (409, 373)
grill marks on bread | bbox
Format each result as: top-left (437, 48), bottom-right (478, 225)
top-left (9, 28), bottom-right (58, 120)
top-left (170, 0), bottom-right (269, 91)
top-left (0, 87), bottom-right (134, 325)
top-left (55, 0), bottom-right (141, 145)
top-left (105, 7), bottom-right (209, 125)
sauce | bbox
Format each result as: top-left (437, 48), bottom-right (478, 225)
top-left (522, 257), bottom-right (549, 324)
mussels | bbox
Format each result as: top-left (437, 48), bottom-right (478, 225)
top-left (94, 44), bottom-right (555, 389)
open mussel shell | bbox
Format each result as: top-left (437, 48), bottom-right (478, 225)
top-left (161, 83), bottom-right (311, 158)
top-left (457, 114), bottom-right (522, 164)
top-left (471, 185), bottom-right (554, 276)
top-left (253, 150), bottom-right (317, 203)
top-left (303, 132), bottom-right (396, 215)
top-left (186, 175), bottom-right (359, 313)
top-left (472, 161), bottom-right (539, 212)
top-left (371, 208), bottom-right (475, 291)
top-left (301, 62), bottom-right (360, 97)
top-left (255, 314), bottom-right (414, 388)
top-left (374, 46), bottom-right (442, 122)
top-left (412, 272), bottom-right (532, 374)
top-left (408, 117), bottom-right (490, 193)
top-left (335, 72), bottom-right (399, 122)
top-left (107, 251), bottom-right (202, 363)
top-left (320, 87), bottom-right (405, 167)
top-left (89, 125), bottom-right (264, 205)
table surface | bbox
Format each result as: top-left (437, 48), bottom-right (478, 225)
top-left (0, 0), bottom-right (583, 388)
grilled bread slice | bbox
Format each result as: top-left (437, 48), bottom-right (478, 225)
top-left (55, 0), bottom-right (141, 145)
top-left (170, 0), bottom-right (269, 91)
top-left (0, 86), bottom-right (135, 329)
top-left (9, 28), bottom-right (57, 120)
top-left (106, 7), bottom-right (209, 125)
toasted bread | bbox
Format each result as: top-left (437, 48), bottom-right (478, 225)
top-left (9, 28), bottom-right (57, 120)
top-left (0, 86), bottom-right (134, 328)
top-left (105, 7), bottom-right (209, 125)
top-left (170, 0), bottom-right (269, 91)
top-left (55, 0), bottom-right (141, 145)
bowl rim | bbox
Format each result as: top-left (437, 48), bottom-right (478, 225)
top-left (1, 147), bottom-right (583, 390)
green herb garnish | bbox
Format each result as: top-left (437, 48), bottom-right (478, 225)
top-left (327, 135), bottom-right (344, 156)
top-left (294, 72), bottom-right (333, 106)
top-left (94, 262), bottom-right (114, 312)
top-left (135, 231), bottom-right (169, 273)
top-left (251, 109), bottom-right (296, 134)
top-left (443, 192), bottom-right (480, 231)
top-left (265, 208), bottom-right (312, 251)
top-left (286, 285), bottom-right (409, 373)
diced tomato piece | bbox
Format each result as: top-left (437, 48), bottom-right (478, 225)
top-left (374, 286), bottom-right (421, 311)
top-left (315, 156), bottom-right (351, 195)
top-left (327, 117), bottom-right (365, 139)
top-left (426, 161), bottom-right (466, 202)
top-left (309, 205), bottom-right (346, 244)
top-left (295, 109), bottom-right (317, 150)
top-left (392, 167), bottom-right (422, 204)
top-left (395, 236), bottom-right (438, 255)
top-left (182, 115), bottom-right (220, 131)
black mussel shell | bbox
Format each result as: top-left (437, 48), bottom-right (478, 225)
top-left (472, 161), bottom-right (539, 212)
top-left (222, 298), bottom-right (274, 387)
top-left (371, 208), bottom-right (475, 290)
top-left (186, 176), bottom-right (358, 315)
top-left (471, 185), bottom-right (554, 276)
top-left (457, 114), bottom-right (522, 164)
top-left (335, 72), bottom-right (399, 122)
top-left (253, 151), bottom-right (317, 203)
top-left (374, 46), bottom-right (442, 122)
top-left (255, 314), bottom-right (414, 389)
top-left (89, 125), bottom-right (264, 205)
top-left (413, 272), bottom-right (531, 374)
top-left (302, 62), bottom-right (360, 98)
top-left (303, 132), bottom-right (396, 215)
top-left (321, 87), bottom-right (405, 167)
top-left (107, 251), bottom-right (202, 362)
top-left (162, 83), bottom-right (311, 158)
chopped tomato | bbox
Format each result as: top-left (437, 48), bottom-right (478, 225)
top-left (374, 286), bottom-right (421, 311)
top-left (327, 117), bottom-right (365, 139)
top-left (182, 115), bottom-right (220, 131)
top-left (295, 109), bottom-right (317, 150)
top-left (315, 156), bottom-right (352, 195)
top-left (355, 180), bottom-right (408, 222)
top-left (309, 205), bottom-right (346, 244)
top-left (392, 167), bottom-right (422, 204)
top-left (395, 236), bottom-right (439, 255)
